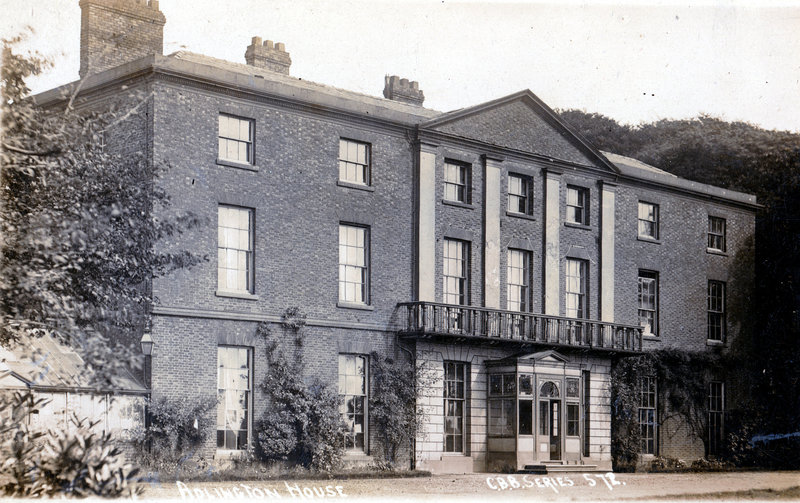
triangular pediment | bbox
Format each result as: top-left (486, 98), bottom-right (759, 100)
top-left (490, 349), bottom-right (569, 364)
top-left (422, 90), bottom-right (618, 172)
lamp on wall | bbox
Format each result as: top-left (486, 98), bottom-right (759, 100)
top-left (140, 331), bottom-right (154, 357)
top-left (140, 315), bottom-right (154, 390)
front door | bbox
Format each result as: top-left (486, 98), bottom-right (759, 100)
top-left (549, 400), bottom-right (561, 460)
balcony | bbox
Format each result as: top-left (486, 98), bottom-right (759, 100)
top-left (397, 302), bottom-right (643, 353)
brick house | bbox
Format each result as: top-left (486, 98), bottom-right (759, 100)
top-left (34, 0), bottom-right (757, 473)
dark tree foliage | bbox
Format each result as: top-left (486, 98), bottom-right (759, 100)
top-left (1, 38), bottom-right (204, 386)
top-left (562, 108), bottom-right (800, 459)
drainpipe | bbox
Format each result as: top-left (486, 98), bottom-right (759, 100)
top-left (396, 336), bottom-right (416, 471)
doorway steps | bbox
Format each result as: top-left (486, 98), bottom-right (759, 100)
top-left (520, 461), bottom-right (599, 474)
top-left (341, 452), bottom-right (374, 469)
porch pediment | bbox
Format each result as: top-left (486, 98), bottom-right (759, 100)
top-left (494, 349), bottom-right (570, 364)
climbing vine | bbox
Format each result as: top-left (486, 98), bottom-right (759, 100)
top-left (368, 351), bottom-right (434, 468)
top-left (252, 314), bottom-right (345, 472)
top-left (611, 349), bottom-right (725, 471)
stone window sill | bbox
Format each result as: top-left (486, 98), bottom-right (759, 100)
top-left (216, 290), bottom-right (260, 301)
top-left (564, 221), bottom-right (592, 231)
top-left (707, 248), bottom-right (728, 257)
top-left (337, 301), bottom-right (375, 311)
top-left (706, 339), bottom-right (725, 347)
top-left (442, 199), bottom-right (475, 210)
top-left (506, 211), bottom-right (536, 221)
top-left (337, 180), bottom-right (375, 192)
top-left (215, 449), bottom-right (250, 459)
top-left (637, 236), bottom-right (662, 245)
top-left (216, 158), bottom-right (259, 172)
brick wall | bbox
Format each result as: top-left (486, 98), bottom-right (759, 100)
top-left (614, 184), bottom-right (756, 351)
top-left (150, 81), bottom-right (415, 324)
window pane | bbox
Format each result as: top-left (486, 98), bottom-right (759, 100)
top-left (519, 400), bottom-right (533, 435)
top-left (338, 225), bottom-right (369, 304)
top-left (218, 206), bottom-right (254, 293)
top-left (217, 347), bottom-right (251, 451)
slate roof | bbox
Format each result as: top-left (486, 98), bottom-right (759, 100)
top-left (167, 51), bottom-right (441, 122)
top-left (0, 334), bottom-right (145, 393)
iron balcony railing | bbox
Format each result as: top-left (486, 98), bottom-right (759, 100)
top-left (398, 301), bottom-right (643, 353)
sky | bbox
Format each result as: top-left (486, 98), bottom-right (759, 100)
top-left (3, 0), bottom-right (800, 133)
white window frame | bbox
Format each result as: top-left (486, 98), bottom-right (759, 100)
top-left (638, 270), bottom-right (659, 336)
top-left (443, 239), bottom-right (469, 306)
top-left (708, 381), bottom-right (725, 457)
top-left (708, 216), bottom-right (727, 252)
top-left (566, 186), bottom-right (589, 225)
top-left (444, 161), bottom-right (470, 203)
top-left (218, 114), bottom-right (254, 164)
top-left (639, 376), bottom-right (657, 455)
top-left (443, 361), bottom-right (467, 453)
top-left (217, 205), bottom-right (255, 294)
top-left (565, 258), bottom-right (588, 319)
top-left (638, 201), bottom-right (660, 240)
top-left (339, 354), bottom-right (368, 453)
top-left (338, 139), bottom-right (371, 186)
top-left (707, 280), bottom-right (726, 342)
top-left (508, 173), bottom-right (533, 215)
top-left (217, 346), bottom-right (252, 451)
top-left (507, 249), bottom-right (530, 312)
top-left (338, 224), bottom-right (370, 305)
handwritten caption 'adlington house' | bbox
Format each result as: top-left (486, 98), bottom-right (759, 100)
top-left (175, 481), bottom-right (348, 499)
top-left (486, 473), bottom-right (627, 493)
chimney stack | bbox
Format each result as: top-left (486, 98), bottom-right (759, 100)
top-left (383, 75), bottom-right (425, 106)
top-left (79, 0), bottom-right (166, 78)
top-left (245, 37), bottom-right (292, 75)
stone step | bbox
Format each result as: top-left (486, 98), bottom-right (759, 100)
top-left (341, 452), bottom-right (374, 468)
top-left (520, 464), bottom-right (599, 474)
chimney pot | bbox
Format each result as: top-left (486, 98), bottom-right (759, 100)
top-left (245, 36), bottom-right (292, 75)
top-left (383, 74), bottom-right (425, 106)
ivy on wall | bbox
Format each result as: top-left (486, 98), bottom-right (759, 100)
top-left (611, 349), bottom-right (724, 471)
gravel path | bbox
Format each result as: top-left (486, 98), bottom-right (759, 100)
top-left (139, 471), bottom-right (800, 501)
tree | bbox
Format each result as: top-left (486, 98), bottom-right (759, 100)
top-left (1, 36), bottom-right (204, 387)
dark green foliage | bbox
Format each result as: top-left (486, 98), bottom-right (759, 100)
top-left (253, 321), bottom-right (345, 472)
top-left (368, 351), bottom-right (429, 467)
top-left (563, 109), bottom-right (800, 467)
top-left (0, 390), bottom-right (142, 497)
top-left (1, 37), bottom-right (205, 387)
top-left (130, 395), bottom-right (216, 470)
top-left (611, 350), bottom-right (723, 471)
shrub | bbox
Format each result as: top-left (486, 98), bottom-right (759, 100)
top-left (130, 394), bottom-right (216, 470)
top-left (0, 390), bottom-right (142, 497)
top-left (649, 456), bottom-right (686, 472)
top-left (369, 351), bottom-right (433, 467)
top-left (253, 321), bottom-right (344, 472)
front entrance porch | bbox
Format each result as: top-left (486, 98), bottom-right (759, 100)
top-left (486, 350), bottom-right (591, 471)
top-left (414, 342), bottom-right (614, 474)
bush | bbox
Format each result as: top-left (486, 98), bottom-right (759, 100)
top-left (253, 322), bottom-right (344, 472)
top-left (369, 351), bottom-right (432, 467)
top-left (649, 456), bottom-right (686, 472)
top-left (0, 390), bottom-right (142, 497)
top-left (130, 394), bottom-right (216, 471)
